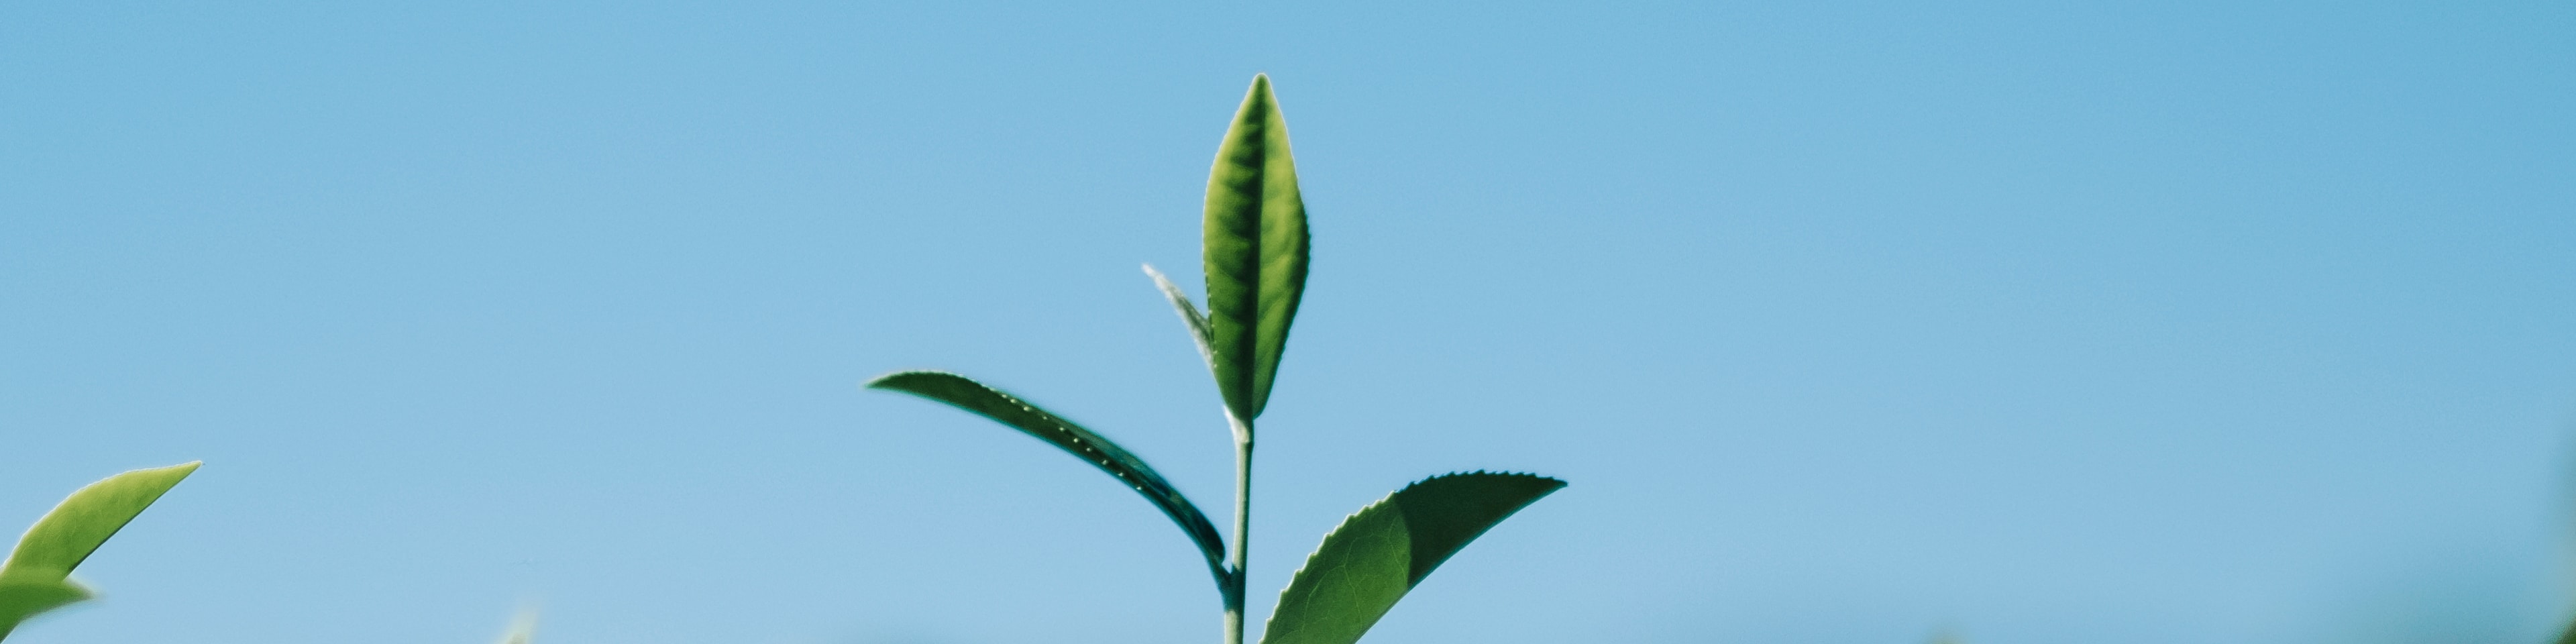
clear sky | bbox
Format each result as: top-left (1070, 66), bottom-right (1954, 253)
top-left (3, 2), bottom-right (2571, 643)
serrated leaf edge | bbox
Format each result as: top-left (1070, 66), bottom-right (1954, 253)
top-left (1257, 471), bottom-right (1564, 644)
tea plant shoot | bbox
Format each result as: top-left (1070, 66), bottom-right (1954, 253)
top-left (868, 74), bottom-right (1562, 644)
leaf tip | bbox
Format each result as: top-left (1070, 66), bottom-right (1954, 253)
top-left (863, 370), bottom-right (948, 391)
top-left (113, 461), bottom-right (202, 481)
top-left (491, 606), bottom-right (540, 644)
top-left (1144, 264), bottom-right (1199, 303)
top-left (1243, 73), bottom-right (1277, 105)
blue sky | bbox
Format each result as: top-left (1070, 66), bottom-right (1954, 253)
top-left (2, 2), bottom-right (2571, 643)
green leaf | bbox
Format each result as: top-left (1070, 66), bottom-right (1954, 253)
top-left (866, 370), bottom-right (1232, 597)
top-left (0, 581), bottom-right (89, 637)
top-left (1259, 472), bottom-right (1564, 644)
top-left (1201, 73), bottom-right (1309, 422)
top-left (1144, 264), bottom-right (1218, 372)
top-left (0, 462), bottom-right (200, 638)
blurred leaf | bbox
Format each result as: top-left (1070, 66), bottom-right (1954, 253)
top-left (0, 581), bottom-right (88, 636)
top-left (867, 370), bottom-right (1232, 595)
top-left (495, 608), bottom-right (537, 644)
top-left (1259, 472), bottom-right (1564, 644)
top-left (1200, 73), bottom-right (1309, 422)
top-left (1144, 264), bottom-right (1219, 372)
top-left (0, 462), bottom-right (200, 638)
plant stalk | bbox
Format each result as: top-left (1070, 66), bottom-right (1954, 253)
top-left (1223, 414), bottom-right (1254, 644)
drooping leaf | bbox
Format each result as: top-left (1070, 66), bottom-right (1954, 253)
top-left (1144, 264), bottom-right (1218, 372)
top-left (866, 370), bottom-right (1232, 596)
top-left (1259, 472), bottom-right (1564, 644)
top-left (0, 462), bottom-right (200, 637)
top-left (1201, 73), bottom-right (1309, 422)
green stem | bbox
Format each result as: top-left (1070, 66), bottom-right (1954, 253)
top-left (1224, 414), bottom-right (1254, 644)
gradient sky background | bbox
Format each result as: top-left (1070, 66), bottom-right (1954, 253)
top-left (3, 2), bottom-right (2573, 643)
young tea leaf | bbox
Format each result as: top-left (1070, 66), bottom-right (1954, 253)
top-left (0, 462), bottom-right (201, 637)
top-left (866, 370), bottom-right (1233, 597)
top-left (1201, 73), bottom-right (1309, 422)
top-left (1259, 472), bottom-right (1564, 644)
top-left (1144, 264), bottom-right (1219, 372)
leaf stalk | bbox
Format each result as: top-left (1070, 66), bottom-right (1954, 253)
top-left (1224, 413), bottom-right (1254, 644)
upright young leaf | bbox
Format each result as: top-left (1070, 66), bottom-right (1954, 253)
top-left (1259, 472), bottom-right (1564, 644)
top-left (866, 370), bottom-right (1233, 598)
top-left (0, 462), bottom-right (201, 637)
top-left (1201, 73), bottom-right (1309, 422)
